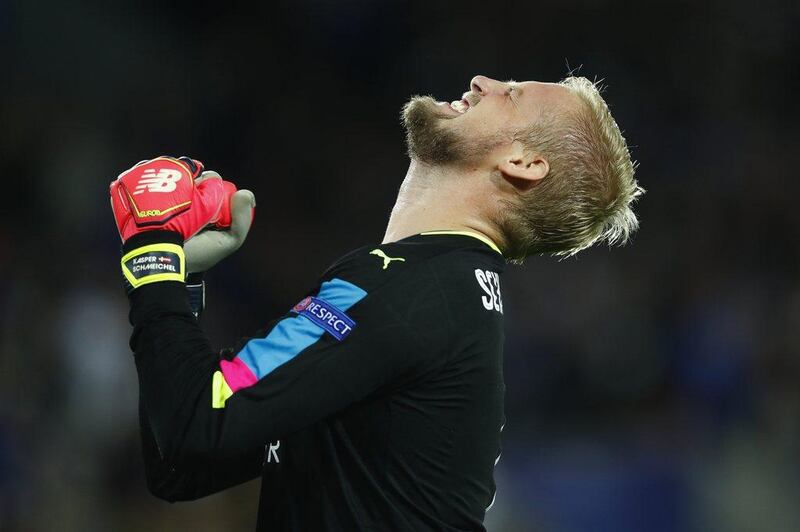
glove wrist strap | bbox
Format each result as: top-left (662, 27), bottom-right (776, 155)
top-left (121, 231), bottom-right (185, 292)
top-left (186, 272), bottom-right (205, 318)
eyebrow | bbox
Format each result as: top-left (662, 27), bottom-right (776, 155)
top-left (504, 80), bottom-right (523, 94)
top-left (505, 81), bottom-right (523, 108)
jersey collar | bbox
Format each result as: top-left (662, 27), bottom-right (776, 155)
top-left (420, 230), bottom-right (503, 255)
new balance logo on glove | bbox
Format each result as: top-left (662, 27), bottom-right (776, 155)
top-left (133, 168), bottom-right (183, 195)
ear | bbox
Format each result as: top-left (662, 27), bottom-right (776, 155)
top-left (498, 141), bottom-right (549, 192)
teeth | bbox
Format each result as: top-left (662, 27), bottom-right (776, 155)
top-left (450, 100), bottom-right (468, 113)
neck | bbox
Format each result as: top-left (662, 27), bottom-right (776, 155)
top-left (382, 159), bottom-right (505, 251)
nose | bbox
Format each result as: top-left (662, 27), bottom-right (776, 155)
top-left (470, 75), bottom-right (500, 95)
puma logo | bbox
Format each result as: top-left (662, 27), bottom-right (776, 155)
top-left (370, 249), bottom-right (405, 270)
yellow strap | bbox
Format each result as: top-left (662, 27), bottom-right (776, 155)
top-left (420, 230), bottom-right (503, 255)
top-left (211, 370), bottom-right (234, 409)
top-left (120, 243), bottom-right (185, 289)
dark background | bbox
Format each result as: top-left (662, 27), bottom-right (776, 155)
top-left (2, 1), bottom-right (799, 530)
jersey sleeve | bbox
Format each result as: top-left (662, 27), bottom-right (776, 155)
top-left (129, 265), bottom-right (452, 471)
top-left (138, 395), bottom-right (264, 501)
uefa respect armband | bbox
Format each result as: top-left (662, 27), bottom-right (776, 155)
top-left (291, 295), bottom-right (356, 341)
top-left (121, 242), bottom-right (185, 291)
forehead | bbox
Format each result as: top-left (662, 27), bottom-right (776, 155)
top-left (514, 80), bottom-right (580, 115)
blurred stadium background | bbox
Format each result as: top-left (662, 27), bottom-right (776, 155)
top-left (1, 0), bottom-right (799, 530)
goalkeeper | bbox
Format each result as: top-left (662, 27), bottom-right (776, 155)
top-left (111, 75), bottom-right (642, 531)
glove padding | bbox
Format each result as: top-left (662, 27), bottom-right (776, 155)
top-left (110, 156), bottom-right (225, 242)
top-left (184, 171), bottom-right (256, 273)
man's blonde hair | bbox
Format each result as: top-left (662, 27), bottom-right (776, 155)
top-left (500, 76), bottom-right (643, 260)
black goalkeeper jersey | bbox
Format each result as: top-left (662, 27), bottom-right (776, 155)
top-left (129, 231), bottom-right (507, 531)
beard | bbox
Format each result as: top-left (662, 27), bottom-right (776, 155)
top-left (401, 96), bottom-right (503, 166)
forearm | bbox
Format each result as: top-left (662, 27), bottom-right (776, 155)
top-left (130, 279), bottom-right (220, 464)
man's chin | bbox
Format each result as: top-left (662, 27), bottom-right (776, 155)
top-left (401, 98), bottom-right (455, 164)
top-left (402, 95), bottom-right (502, 166)
top-left (403, 96), bottom-right (456, 123)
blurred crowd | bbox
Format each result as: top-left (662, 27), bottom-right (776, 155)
top-left (1, 0), bottom-right (798, 530)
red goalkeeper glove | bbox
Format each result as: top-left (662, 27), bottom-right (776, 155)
top-left (110, 156), bottom-right (231, 291)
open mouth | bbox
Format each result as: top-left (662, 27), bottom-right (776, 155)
top-left (449, 98), bottom-right (470, 114)
top-left (446, 91), bottom-right (480, 115)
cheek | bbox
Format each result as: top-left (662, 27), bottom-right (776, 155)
top-left (458, 107), bottom-right (506, 138)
